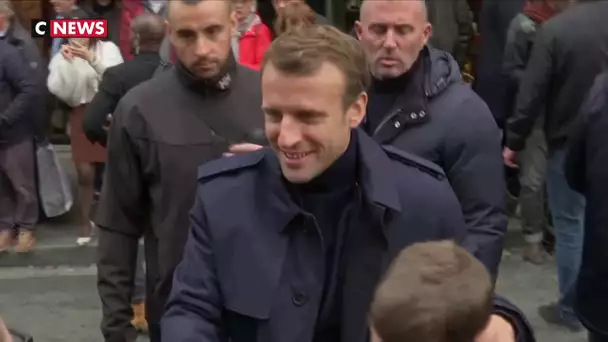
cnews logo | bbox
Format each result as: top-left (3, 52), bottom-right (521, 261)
top-left (31, 19), bottom-right (108, 38)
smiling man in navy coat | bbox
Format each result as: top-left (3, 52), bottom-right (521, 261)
top-left (162, 26), bottom-right (533, 342)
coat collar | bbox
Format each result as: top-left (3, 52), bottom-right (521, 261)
top-left (261, 129), bottom-right (403, 233)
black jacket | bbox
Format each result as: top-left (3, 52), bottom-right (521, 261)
top-left (364, 48), bottom-right (507, 277)
top-left (506, 0), bottom-right (608, 151)
top-left (95, 58), bottom-right (264, 342)
top-left (83, 52), bottom-right (161, 146)
top-left (162, 130), bottom-right (534, 342)
top-left (502, 13), bottom-right (539, 119)
top-left (565, 72), bottom-right (608, 334)
top-left (473, 0), bottom-right (525, 127)
top-left (0, 41), bottom-right (38, 146)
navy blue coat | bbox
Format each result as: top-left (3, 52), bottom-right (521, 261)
top-left (162, 131), bottom-right (533, 342)
top-left (367, 48), bottom-right (507, 277)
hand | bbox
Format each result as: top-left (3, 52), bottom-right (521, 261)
top-left (102, 114), bottom-right (113, 132)
top-left (223, 143), bottom-right (263, 157)
top-left (0, 317), bottom-right (13, 342)
top-left (69, 41), bottom-right (94, 62)
top-left (475, 314), bottom-right (516, 342)
top-left (502, 147), bottom-right (518, 169)
top-left (60, 44), bottom-right (73, 60)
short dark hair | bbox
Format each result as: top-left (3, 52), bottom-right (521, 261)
top-left (262, 25), bottom-right (369, 108)
top-left (370, 241), bottom-right (493, 342)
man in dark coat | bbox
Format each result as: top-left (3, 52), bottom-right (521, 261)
top-left (354, 0), bottom-right (507, 277)
top-left (0, 0), bottom-right (47, 141)
top-left (473, 0), bottom-right (525, 128)
top-left (162, 25), bottom-right (533, 342)
top-left (84, 11), bottom-right (165, 334)
top-left (83, 12), bottom-right (164, 147)
top-left (0, 40), bottom-right (38, 253)
top-left (566, 72), bottom-right (608, 341)
top-left (95, 1), bottom-right (264, 341)
top-left (503, 0), bottom-right (608, 331)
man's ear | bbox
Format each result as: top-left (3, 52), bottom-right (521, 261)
top-left (354, 20), bottom-right (363, 41)
top-left (230, 9), bottom-right (238, 36)
top-left (348, 91), bottom-right (368, 128)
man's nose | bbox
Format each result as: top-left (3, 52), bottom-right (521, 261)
top-left (382, 29), bottom-right (398, 49)
top-left (277, 118), bottom-right (303, 148)
top-left (193, 36), bottom-right (212, 57)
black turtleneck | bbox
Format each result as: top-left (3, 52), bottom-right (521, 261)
top-left (287, 131), bottom-right (359, 342)
top-left (175, 55), bottom-right (238, 97)
top-left (365, 57), bottom-right (423, 133)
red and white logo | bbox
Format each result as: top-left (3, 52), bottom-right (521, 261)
top-left (31, 19), bottom-right (108, 39)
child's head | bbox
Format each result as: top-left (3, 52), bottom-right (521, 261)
top-left (370, 241), bottom-right (492, 342)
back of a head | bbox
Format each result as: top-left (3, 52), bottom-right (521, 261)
top-left (274, 1), bottom-right (317, 36)
top-left (370, 241), bottom-right (493, 342)
top-left (131, 12), bottom-right (166, 48)
top-left (263, 25), bottom-right (370, 107)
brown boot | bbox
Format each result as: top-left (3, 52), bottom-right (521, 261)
top-left (14, 230), bottom-right (36, 253)
top-left (0, 230), bottom-right (13, 252)
top-left (131, 303), bottom-right (148, 333)
top-left (523, 242), bottom-right (550, 265)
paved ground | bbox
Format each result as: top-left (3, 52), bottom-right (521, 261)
top-left (0, 243), bottom-right (588, 342)
top-left (0, 146), bottom-right (589, 341)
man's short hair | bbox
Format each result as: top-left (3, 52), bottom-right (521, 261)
top-left (370, 241), bottom-right (493, 342)
top-left (0, 0), bottom-right (14, 17)
top-left (262, 25), bottom-right (370, 108)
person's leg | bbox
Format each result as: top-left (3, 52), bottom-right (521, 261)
top-left (131, 248), bottom-right (148, 332)
top-left (518, 128), bottom-right (549, 263)
top-left (0, 146), bottom-right (16, 251)
top-left (540, 147), bottom-right (585, 330)
top-left (2, 139), bottom-right (39, 253)
top-left (75, 162), bottom-right (95, 244)
top-left (90, 162), bottom-right (105, 221)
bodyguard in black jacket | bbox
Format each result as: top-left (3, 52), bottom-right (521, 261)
top-left (83, 13), bottom-right (164, 147)
top-left (95, 2), bottom-right (264, 342)
top-left (566, 72), bottom-right (608, 340)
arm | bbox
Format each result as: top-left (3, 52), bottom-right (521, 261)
top-left (453, 0), bottom-right (473, 66)
top-left (503, 18), bottom-right (534, 89)
top-left (565, 74), bottom-right (608, 194)
top-left (492, 295), bottom-right (535, 342)
top-left (0, 48), bottom-right (37, 128)
top-left (444, 96), bottom-right (507, 278)
top-left (506, 26), bottom-right (554, 151)
top-left (162, 190), bottom-right (222, 341)
top-left (96, 98), bottom-right (145, 342)
top-left (83, 69), bottom-right (122, 146)
top-left (90, 43), bottom-right (124, 76)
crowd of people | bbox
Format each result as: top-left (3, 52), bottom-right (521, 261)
top-left (0, 0), bottom-right (607, 341)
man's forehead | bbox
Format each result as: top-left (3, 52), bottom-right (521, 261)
top-left (168, 0), bottom-right (231, 21)
top-left (360, 0), bottom-right (427, 24)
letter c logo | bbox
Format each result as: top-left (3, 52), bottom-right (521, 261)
top-left (34, 21), bottom-right (47, 36)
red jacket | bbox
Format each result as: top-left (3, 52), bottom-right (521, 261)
top-left (238, 20), bottom-right (272, 70)
top-left (120, 0), bottom-right (145, 60)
